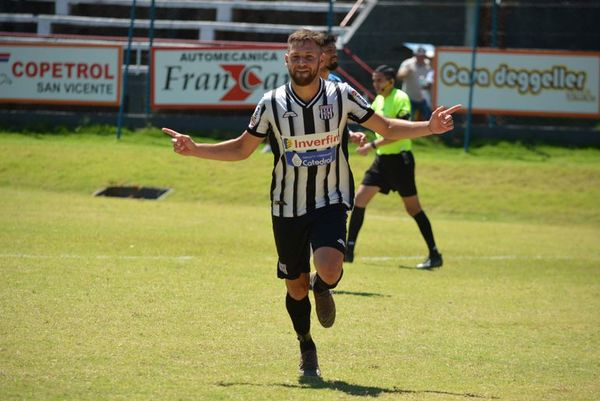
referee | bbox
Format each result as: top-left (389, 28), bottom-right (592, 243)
top-left (345, 65), bottom-right (442, 268)
top-left (163, 29), bottom-right (460, 378)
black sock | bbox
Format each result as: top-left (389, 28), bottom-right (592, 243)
top-left (413, 210), bottom-right (438, 255)
top-left (286, 293), bottom-right (311, 339)
top-left (298, 334), bottom-right (316, 353)
top-left (347, 207), bottom-right (366, 250)
top-left (312, 269), bottom-right (344, 293)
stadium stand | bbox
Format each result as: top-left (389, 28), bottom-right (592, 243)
top-left (2, 0), bottom-right (599, 145)
top-left (0, 0), bottom-right (359, 41)
top-left (0, 0), bottom-right (375, 132)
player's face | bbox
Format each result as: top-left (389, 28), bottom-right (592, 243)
top-left (372, 72), bottom-right (394, 96)
top-left (416, 54), bottom-right (427, 65)
top-left (322, 43), bottom-right (338, 71)
top-left (286, 40), bottom-right (323, 86)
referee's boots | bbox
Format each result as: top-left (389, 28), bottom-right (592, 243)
top-left (417, 251), bottom-right (443, 269)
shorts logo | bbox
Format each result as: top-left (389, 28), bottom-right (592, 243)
top-left (319, 104), bottom-right (334, 120)
top-left (278, 261), bottom-right (288, 275)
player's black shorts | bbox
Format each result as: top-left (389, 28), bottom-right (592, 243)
top-left (271, 204), bottom-right (348, 280)
top-left (361, 151), bottom-right (417, 197)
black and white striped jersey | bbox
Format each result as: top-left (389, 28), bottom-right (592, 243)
top-left (247, 78), bottom-right (374, 217)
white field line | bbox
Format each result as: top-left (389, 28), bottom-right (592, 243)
top-left (362, 255), bottom-right (583, 261)
top-left (0, 253), bottom-right (195, 261)
top-left (0, 253), bottom-right (594, 262)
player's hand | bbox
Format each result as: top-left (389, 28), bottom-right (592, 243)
top-left (349, 131), bottom-right (367, 146)
top-left (427, 104), bottom-right (461, 135)
top-left (356, 144), bottom-right (370, 156)
top-left (162, 127), bottom-right (197, 156)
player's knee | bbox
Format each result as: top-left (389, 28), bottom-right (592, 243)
top-left (317, 264), bottom-right (343, 286)
top-left (288, 286), bottom-right (309, 300)
top-left (286, 276), bottom-right (310, 300)
top-left (406, 205), bottom-right (421, 216)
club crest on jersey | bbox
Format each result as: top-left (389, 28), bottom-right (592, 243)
top-left (318, 104), bottom-right (334, 120)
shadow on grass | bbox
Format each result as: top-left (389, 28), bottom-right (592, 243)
top-left (397, 264), bottom-right (440, 271)
top-left (217, 378), bottom-right (497, 399)
top-left (360, 260), bottom-right (440, 272)
top-left (333, 290), bottom-right (390, 298)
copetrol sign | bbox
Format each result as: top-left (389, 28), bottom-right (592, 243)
top-left (434, 47), bottom-right (600, 118)
top-left (0, 43), bottom-right (122, 106)
top-left (151, 46), bottom-right (288, 109)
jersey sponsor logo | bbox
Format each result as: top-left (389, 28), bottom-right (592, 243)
top-left (282, 130), bottom-right (340, 151)
top-left (282, 130), bottom-right (340, 167)
top-left (249, 104), bottom-right (262, 127)
top-left (283, 110), bottom-right (297, 118)
top-left (351, 90), bottom-right (370, 108)
top-left (319, 104), bottom-right (334, 120)
top-left (286, 148), bottom-right (337, 167)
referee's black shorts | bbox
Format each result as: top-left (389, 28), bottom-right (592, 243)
top-left (361, 151), bottom-right (417, 197)
top-left (271, 204), bottom-right (348, 280)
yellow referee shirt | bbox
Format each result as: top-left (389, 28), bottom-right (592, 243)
top-left (372, 88), bottom-right (412, 155)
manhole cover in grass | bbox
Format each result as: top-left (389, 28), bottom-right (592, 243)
top-left (94, 186), bottom-right (171, 200)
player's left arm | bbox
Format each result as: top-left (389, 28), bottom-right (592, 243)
top-left (360, 104), bottom-right (461, 141)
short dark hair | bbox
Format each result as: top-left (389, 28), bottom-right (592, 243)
top-left (322, 34), bottom-right (337, 47)
top-left (374, 65), bottom-right (396, 81)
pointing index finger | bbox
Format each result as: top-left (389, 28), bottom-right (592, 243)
top-left (443, 104), bottom-right (462, 115)
top-left (162, 127), bottom-right (181, 138)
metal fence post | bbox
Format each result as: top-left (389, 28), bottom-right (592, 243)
top-left (464, 0), bottom-right (481, 152)
top-left (116, 0), bottom-right (137, 139)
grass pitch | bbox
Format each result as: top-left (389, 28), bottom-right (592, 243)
top-left (1, 127), bottom-right (599, 401)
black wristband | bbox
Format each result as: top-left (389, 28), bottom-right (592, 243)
top-left (370, 141), bottom-right (377, 149)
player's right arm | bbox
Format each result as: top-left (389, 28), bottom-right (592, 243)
top-left (162, 128), bottom-right (263, 161)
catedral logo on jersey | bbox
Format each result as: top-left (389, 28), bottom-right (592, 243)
top-left (282, 130), bottom-right (340, 167)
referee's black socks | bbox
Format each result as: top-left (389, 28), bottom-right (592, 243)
top-left (347, 206), bottom-right (366, 248)
top-left (413, 210), bottom-right (439, 255)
